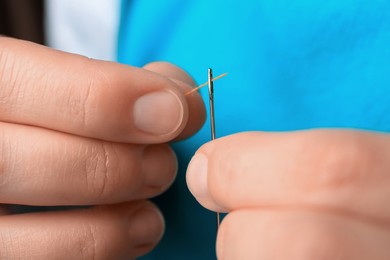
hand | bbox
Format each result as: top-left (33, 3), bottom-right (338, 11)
top-left (0, 37), bottom-right (205, 259)
top-left (187, 130), bottom-right (390, 259)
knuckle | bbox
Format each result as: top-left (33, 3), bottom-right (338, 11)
top-left (66, 83), bottom-right (91, 130)
top-left (301, 131), bottom-right (371, 191)
top-left (65, 59), bottom-right (94, 130)
top-left (78, 223), bottom-right (99, 260)
top-left (0, 45), bottom-right (22, 112)
top-left (83, 141), bottom-right (121, 201)
top-left (78, 59), bottom-right (112, 130)
top-left (0, 127), bottom-right (12, 190)
top-left (0, 229), bottom-right (15, 258)
top-left (63, 58), bottom-right (109, 130)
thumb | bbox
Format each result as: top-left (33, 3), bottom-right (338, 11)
top-left (143, 62), bottom-right (206, 140)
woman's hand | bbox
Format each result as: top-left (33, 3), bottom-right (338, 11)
top-left (187, 130), bottom-right (390, 259)
top-left (0, 37), bottom-right (205, 259)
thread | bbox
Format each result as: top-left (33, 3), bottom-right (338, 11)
top-left (185, 73), bottom-right (228, 96)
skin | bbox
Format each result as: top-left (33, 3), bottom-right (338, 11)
top-left (5, 36), bottom-right (387, 260)
top-left (187, 130), bottom-right (390, 259)
top-left (0, 37), bottom-right (206, 259)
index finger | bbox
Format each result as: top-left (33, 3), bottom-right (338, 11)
top-left (186, 130), bottom-right (390, 220)
top-left (0, 37), bottom-right (205, 143)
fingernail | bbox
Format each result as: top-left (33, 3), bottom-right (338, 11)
top-left (142, 145), bottom-right (177, 189)
top-left (133, 90), bottom-right (184, 135)
top-left (129, 207), bottom-right (164, 247)
top-left (186, 153), bottom-right (209, 198)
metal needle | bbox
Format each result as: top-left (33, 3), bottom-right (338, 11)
top-left (208, 68), bottom-right (220, 229)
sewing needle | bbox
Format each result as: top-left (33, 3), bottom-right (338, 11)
top-left (185, 72), bottom-right (227, 96)
top-left (208, 68), bottom-right (220, 229)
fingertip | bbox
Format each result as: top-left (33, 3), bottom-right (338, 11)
top-left (170, 78), bottom-right (206, 140)
top-left (133, 88), bottom-right (188, 137)
top-left (128, 202), bottom-right (165, 257)
top-left (107, 200), bottom-right (166, 258)
top-left (186, 153), bottom-right (228, 212)
top-left (142, 144), bottom-right (178, 194)
top-left (143, 62), bottom-right (206, 141)
top-left (186, 153), bottom-right (209, 198)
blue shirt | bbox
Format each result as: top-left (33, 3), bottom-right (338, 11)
top-left (118, 0), bottom-right (390, 258)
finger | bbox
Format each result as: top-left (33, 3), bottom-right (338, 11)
top-left (0, 122), bottom-right (177, 205)
top-left (143, 62), bottom-right (206, 140)
top-left (186, 130), bottom-right (390, 219)
top-left (0, 201), bottom-right (164, 259)
top-left (0, 37), bottom-right (204, 143)
top-left (217, 209), bottom-right (390, 260)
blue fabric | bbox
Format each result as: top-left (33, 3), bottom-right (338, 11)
top-left (118, 1), bottom-right (390, 259)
